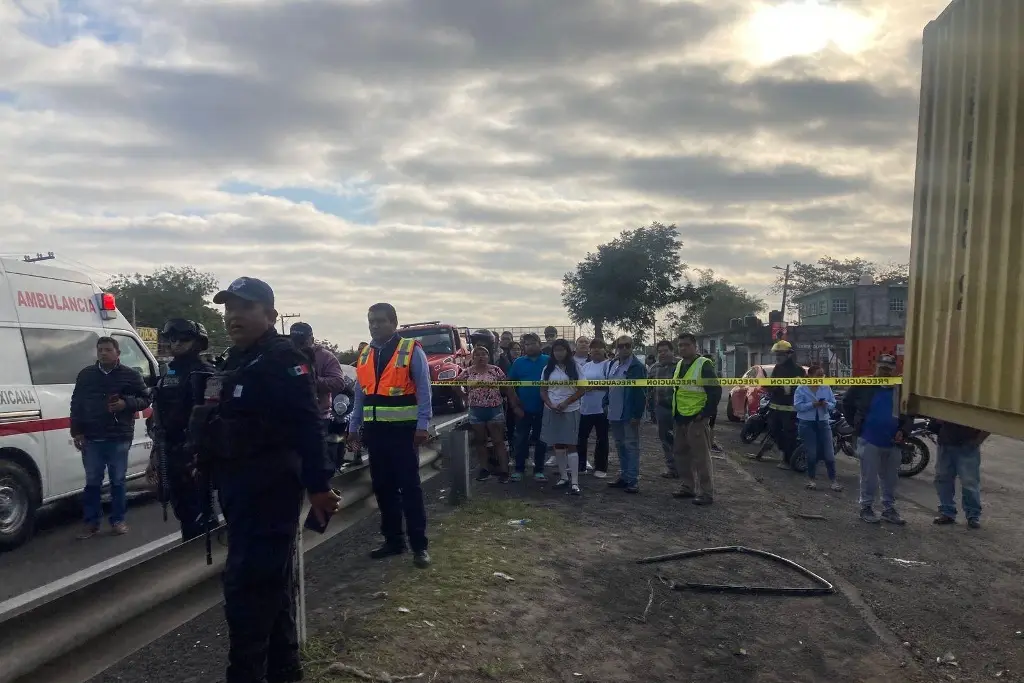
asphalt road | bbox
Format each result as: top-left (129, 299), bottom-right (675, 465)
top-left (0, 412), bottom-right (465, 603)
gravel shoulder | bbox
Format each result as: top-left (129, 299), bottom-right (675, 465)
top-left (92, 413), bottom-right (1023, 683)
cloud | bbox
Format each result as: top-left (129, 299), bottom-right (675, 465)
top-left (0, 0), bottom-right (948, 346)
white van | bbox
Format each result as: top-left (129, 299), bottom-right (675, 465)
top-left (0, 257), bottom-right (158, 549)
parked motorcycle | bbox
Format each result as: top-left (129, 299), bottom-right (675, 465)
top-left (740, 395), bottom-right (771, 444)
top-left (325, 389), bottom-right (358, 470)
top-left (790, 410), bottom-right (930, 477)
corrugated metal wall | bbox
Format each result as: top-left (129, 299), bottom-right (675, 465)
top-left (904, 0), bottom-right (1024, 438)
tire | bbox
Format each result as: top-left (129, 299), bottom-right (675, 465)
top-left (790, 443), bottom-right (808, 473)
top-left (0, 459), bottom-right (39, 551)
top-left (839, 438), bottom-right (857, 459)
top-left (740, 419), bottom-right (762, 444)
top-left (898, 436), bottom-right (930, 478)
top-left (726, 400), bottom-right (741, 423)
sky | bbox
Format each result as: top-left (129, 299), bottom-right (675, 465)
top-left (0, 0), bottom-right (949, 348)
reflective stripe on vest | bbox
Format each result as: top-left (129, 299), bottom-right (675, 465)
top-left (768, 403), bottom-right (796, 412)
top-left (356, 337), bottom-right (419, 423)
top-left (672, 356), bottom-right (709, 418)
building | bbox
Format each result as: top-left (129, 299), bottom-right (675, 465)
top-left (694, 283), bottom-right (908, 378)
top-left (794, 283), bottom-right (909, 336)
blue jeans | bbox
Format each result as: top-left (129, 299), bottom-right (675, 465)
top-left (82, 439), bottom-right (132, 526)
top-left (934, 443), bottom-right (982, 520)
top-left (798, 419), bottom-right (836, 481)
top-left (610, 420), bottom-right (641, 486)
top-left (514, 411), bottom-right (547, 473)
top-left (857, 439), bottom-right (899, 511)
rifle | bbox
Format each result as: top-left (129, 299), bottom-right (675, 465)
top-left (189, 369), bottom-right (217, 565)
top-left (151, 401), bottom-right (171, 523)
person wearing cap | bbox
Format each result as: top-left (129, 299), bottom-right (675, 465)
top-left (767, 339), bottom-right (806, 470)
top-left (541, 326), bottom-right (558, 355)
top-left (347, 302), bottom-right (434, 568)
top-left (148, 318), bottom-right (216, 542)
top-left (841, 354), bottom-right (911, 525)
top-left (289, 322), bottom-right (353, 469)
top-left (199, 276), bottom-right (339, 683)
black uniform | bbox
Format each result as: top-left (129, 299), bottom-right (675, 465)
top-left (194, 329), bottom-right (332, 683)
top-left (152, 353), bottom-right (215, 541)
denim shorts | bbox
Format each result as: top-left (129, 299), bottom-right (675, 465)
top-left (469, 405), bottom-right (505, 425)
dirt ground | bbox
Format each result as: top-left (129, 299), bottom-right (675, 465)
top-left (94, 412), bottom-right (1024, 683)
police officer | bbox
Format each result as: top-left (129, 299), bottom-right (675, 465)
top-left (347, 302), bottom-right (433, 569)
top-left (148, 318), bottom-right (215, 541)
top-left (197, 277), bottom-right (339, 683)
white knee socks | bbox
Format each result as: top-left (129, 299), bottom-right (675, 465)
top-left (567, 451), bottom-right (580, 486)
top-left (555, 448), bottom-right (569, 481)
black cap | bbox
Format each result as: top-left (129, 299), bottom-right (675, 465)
top-left (213, 277), bottom-right (275, 307)
top-left (289, 322), bottom-right (313, 338)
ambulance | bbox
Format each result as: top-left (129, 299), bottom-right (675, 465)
top-left (0, 257), bottom-right (158, 549)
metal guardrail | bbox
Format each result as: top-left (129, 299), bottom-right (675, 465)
top-left (0, 414), bottom-right (467, 683)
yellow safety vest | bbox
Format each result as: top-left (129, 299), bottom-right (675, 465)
top-left (672, 356), bottom-right (709, 418)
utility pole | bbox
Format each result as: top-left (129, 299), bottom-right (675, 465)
top-left (132, 299), bottom-right (137, 328)
top-left (279, 313), bottom-right (300, 334)
top-left (773, 264), bottom-right (791, 320)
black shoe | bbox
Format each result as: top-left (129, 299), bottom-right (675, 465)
top-left (693, 495), bottom-right (714, 506)
top-left (552, 478), bottom-right (570, 489)
top-left (608, 479), bottom-right (629, 488)
top-left (475, 469), bottom-right (491, 482)
top-left (967, 518), bottom-right (981, 529)
top-left (624, 485), bottom-right (639, 494)
top-left (672, 489), bottom-right (696, 499)
top-left (413, 550), bottom-right (431, 568)
top-left (370, 543), bottom-right (405, 559)
top-left (933, 515), bottom-right (956, 525)
top-left (267, 667), bottom-right (304, 683)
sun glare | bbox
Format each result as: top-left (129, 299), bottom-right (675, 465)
top-left (741, 0), bottom-right (880, 65)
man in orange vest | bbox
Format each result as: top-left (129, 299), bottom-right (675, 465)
top-left (347, 303), bottom-right (433, 568)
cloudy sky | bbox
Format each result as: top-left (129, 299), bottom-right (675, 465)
top-left (1, 0), bottom-right (946, 347)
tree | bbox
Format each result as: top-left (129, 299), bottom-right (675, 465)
top-left (562, 222), bottom-right (702, 341)
top-left (668, 269), bottom-right (767, 335)
top-left (769, 256), bottom-right (910, 312)
top-left (107, 266), bottom-right (231, 350)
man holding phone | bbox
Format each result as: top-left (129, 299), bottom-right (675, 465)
top-left (70, 336), bottom-right (151, 538)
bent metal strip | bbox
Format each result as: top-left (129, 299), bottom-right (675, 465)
top-left (431, 377), bottom-right (902, 388)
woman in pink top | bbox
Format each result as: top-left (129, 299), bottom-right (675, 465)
top-left (458, 345), bottom-right (512, 483)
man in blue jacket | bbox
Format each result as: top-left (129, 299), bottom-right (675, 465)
top-left (606, 335), bottom-right (647, 493)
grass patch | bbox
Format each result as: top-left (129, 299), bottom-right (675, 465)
top-left (303, 498), bottom-right (569, 682)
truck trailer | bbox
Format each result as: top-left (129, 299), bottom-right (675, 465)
top-left (903, 0), bottom-right (1024, 438)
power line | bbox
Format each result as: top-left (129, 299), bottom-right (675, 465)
top-left (279, 313), bottom-right (300, 334)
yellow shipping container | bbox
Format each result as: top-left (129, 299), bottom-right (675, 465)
top-left (903, 0), bottom-right (1024, 438)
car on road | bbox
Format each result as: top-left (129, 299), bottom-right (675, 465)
top-left (397, 321), bottom-right (471, 412)
top-left (727, 364), bottom-right (809, 422)
top-left (0, 257), bottom-right (159, 550)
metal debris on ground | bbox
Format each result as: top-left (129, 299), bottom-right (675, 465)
top-left (397, 607), bottom-right (411, 613)
top-left (507, 518), bottom-right (531, 527)
top-left (886, 557), bottom-right (929, 567)
top-left (937, 652), bottom-right (958, 666)
top-left (637, 545), bottom-right (835, 596)
top-left (325, 662), bottom-right (425, 682)
top-left (371, 591), bottom-right (388, 599)
top-left (795, 513), bottom-right (826, 520)
top-left (492, 572), bottom-right (516, 582)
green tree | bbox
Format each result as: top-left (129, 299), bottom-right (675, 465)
top-left (769, 256), bottom-right (909, 312)
top-left (668, 269), bottom-right (767, 334)
top-left (107, 266), bottom-right (230, 350)
top-left (562, 222), bottom-right (701, 342)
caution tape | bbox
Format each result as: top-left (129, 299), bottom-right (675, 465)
top-left (432, 377), bottom-right (902, 388)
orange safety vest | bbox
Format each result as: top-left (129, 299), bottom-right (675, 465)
top-left (355, 337), bottom-right (419, 425)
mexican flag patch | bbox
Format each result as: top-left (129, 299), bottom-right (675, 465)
top-left (288, 364), bottom-right (311, 377)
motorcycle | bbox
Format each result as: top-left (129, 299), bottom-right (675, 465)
top-left (325, 389), bottom-right (358, 470)
top-left (790, 409), bottom-right (931, 477)
top-left (740, 395), bottom-right (771, 444)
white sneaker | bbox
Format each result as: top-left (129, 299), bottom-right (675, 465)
top-left (586, 462), bottom-right (595, 472)
top-left (593, 470), bottom-right (608, 479)
top-left (545, 456), bottom-right (556, 467)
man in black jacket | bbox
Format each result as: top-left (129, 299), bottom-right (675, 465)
top-left (70, 336), bottom-right (151, 538)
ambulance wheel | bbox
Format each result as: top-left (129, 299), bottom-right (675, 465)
top-left (0, 458), bottom-right (38, 550)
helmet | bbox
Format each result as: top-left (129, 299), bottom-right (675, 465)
top-left (771, 340), bottom-right (793, 353)
top-left (160, 318), bottom-right (209, 351)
